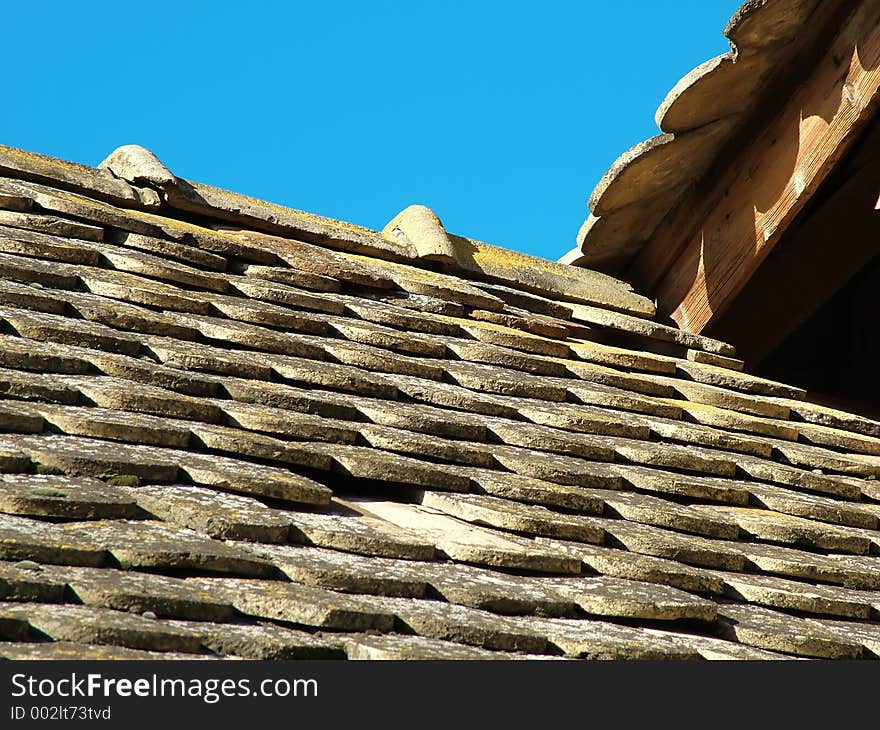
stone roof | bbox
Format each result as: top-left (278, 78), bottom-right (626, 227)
top-left (0, 141), bottom-right (880, 660)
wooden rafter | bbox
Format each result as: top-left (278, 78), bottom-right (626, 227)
top-left (629, 0), bottom-right (880, 334)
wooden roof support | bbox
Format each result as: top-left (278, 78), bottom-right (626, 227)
top-left (709, 115), bottom-right (880, 366)
top-left (629, 0), bottom-right (880, 334)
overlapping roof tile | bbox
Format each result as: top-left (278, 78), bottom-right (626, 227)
top-left (0, 134), bottom-right (878, 662)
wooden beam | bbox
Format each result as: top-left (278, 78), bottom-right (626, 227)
top-left (630, 0), bottom-right (880, 333)
top-left (708, 116), bottom-right (880, 365)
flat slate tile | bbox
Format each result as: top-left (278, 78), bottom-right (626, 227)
top-left (287, 506), bottom-right (435, 561)
top-left (239, 543), bottom-right (429, 598)
top-left (538, 538), bottom-right (726, 594)
top-left (126, 484), bottom-right (291, 542)
top-left (38, 564), bottom-right (236, 620)
top-left (0, 474), bottom-right (136, 520)
top-left (421, 492), bottom-right (605, 544)
top-left (190, 578), bottom-right (395, 632)
top-left (716, 602), bottom-right (863, 659)
top-left (343, 633), bottom-right (542, 660)
top-left (168, 619), bottom-right (344, 659)
top-left (2, 603), bottom-right (202, 653)
top-left (0, 514), bottom-right (107, 566)
top-left (0, 561), bottom-right (67, 603)
top-left (66, 520), bottom-right (273, 576)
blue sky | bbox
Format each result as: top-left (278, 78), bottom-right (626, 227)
top-left (3, 1), bottom-right (742, 260)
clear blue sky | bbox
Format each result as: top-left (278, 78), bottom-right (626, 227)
top-left (2, 1), bottom-right (742, 260)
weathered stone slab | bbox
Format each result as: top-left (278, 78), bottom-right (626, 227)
top-left (486, 419), bottom-right (616, 462)
top-left (0, 613), bottom-right (30, 640)
top-left (716, 603), bottom-right (863, 659)
top-left (63, 375), bottom-right (225, 424)
top-left (67, 520), bottom-right (273, 576)
top-left (0, 641), bottom-right (209, 660)
top-left (323, 339), bottom-right (445, 381)
top-left (613, 465), bottom-right (751, 505)
top-left (468, 470), bottom-right (609, 513)
top-left (445, 339), bottom-right (567, 377)
top-left (0, 306), bottom-right (142, 356)
top-left (39, 564), bottom-right (236, 620)
top-left (421, 492), bottom-right (605, 544)
top-left (6, 434), bottom-right (179, 482)
top-left (109, 231), bottom-right (228, 270)
top-left (343, 295), bottom-right (462, 335)
top-left (733, 452), bottom-right (861, 500)
top-left (0, 474), bottom-right (136, 519)
top-left (608, 437), bottom-right (737, 478)
top-left (62, 289), bottom-right (202, 341)
top-left (640, 412), bottom-right (774, 457)
top-left (34, 403), bottom-right (192, 449)
top-left (593, 489), bottom-right (739, 539)
top-left (466, 307), bottom-right (571, 340)
top-left (82, 348), bottom-right (220, 397)
top-left (598, 518), bottom-right (746, 571)
top-left (78, 266), bottom-right (213, 314)
top-left (0, 513), bottom-right (107, 566)
top-left (515, 616), bottom-right (702, 659)
top-left (239, 234), bottom-right (395, 289)
top-left (0, 251), bottom-right (79, 289)
top-left (487, 446), bottom-right (622, 490)
top-left (0, 278), bottom-right (68, 314)
top-left (318, 443), bottom-right (471, 492)
top-left (0, 367), bottom-right (78, 405)
top-left (124, 484), bottom-right (291, 542)
top-left (219, 401), bottom-right (357, 444)
top-left (747, 481), bottom-right (878, 529)
top-left (550, 575), bottom-right (716, 621)
top-left (809, 618), bottom-right (880, 657)
top-left (0, 145), bottom-right (139, 205)
top-left (470, 282), bottom-right (572, 320)
top-left (513, 400), bottom-right (650, 440)
top-left (537, 538), bottom-right (725, 594)
top-left (199, 291), bottom-right (328, 334)
top-left (0, 560), bottom-right (67, 602)
top-left (2, 603), bottom-right (202, 653)
top-left (443, 360), bottom-right (568, 401)
top-left (145, 336), bottom-right (274, 379)
top-left (357, 424), bottom-right (494, 468)
top-left (369, 596), bottom-right (548, 653)
top-left (417, 562), bottom-right (577, 617)
top-left (87, 241), bottom-right (230, 292)
top-left (218, 378), bottom-right (360, 421)
top-left (229, 276), bottom-right (344, 314)
top-left (565, 380), bottom-right (682, 419)
top-left (177, 449), bottom-right (332, 506)
top-left (713, 570), bottom-right (872, 619)
top-left (190, 578), bottom-right (395, 632)
top-left (0, 399), bottom-right (45, 432)
top-left (170, 312), bottom-right (326, 359)
top-left (0, 225), bottom-right (102, 264)
top-left (568, 302), bottom-right (735, 356)
top-left (328, 316), bottom-right (446, 357)
top-left (261, 352), bottom-right (398, 399)
top-left (242, 263), bottom-right (341, 293)
top-left (286, 511), bottom-right (432, 564)
top-left (0, 334), bottom-right (92, 375)
top-left (238, 543), bottom-right (429, 597)
top-left (732, 540), bottom-right (880, 589)
top-left (699, 506), bottom-right (870, 554)
top-left (370, 372), bottom-right (516, 418)
top-left (344, 633), bottom-right (545, 660)
top-left (644, 631), bottom-right (796, 660)
top-left (168, 619), bottom-right (344, 659)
